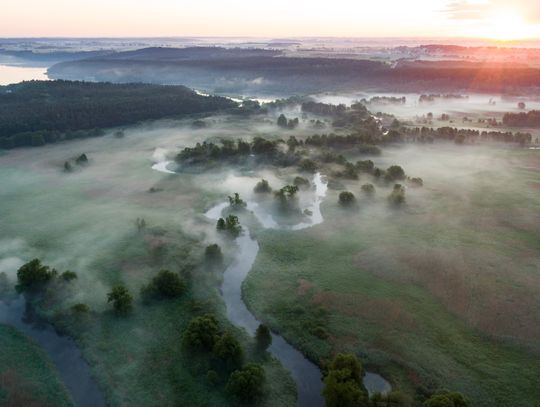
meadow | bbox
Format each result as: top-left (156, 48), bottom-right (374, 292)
top-left (244, 144), bottom-right (540, 406)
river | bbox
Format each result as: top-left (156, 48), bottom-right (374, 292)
top-left (0, 297), bottom-right (107, 407)
top-left (202, 171), bottom-right (392, 406)
top-left (0, 65), bottom-right (49, 86)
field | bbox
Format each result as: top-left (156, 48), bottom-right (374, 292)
top-left (244, 145), bottom-right (540, 406)
top-left (0, 324), bottom-right (73, 406)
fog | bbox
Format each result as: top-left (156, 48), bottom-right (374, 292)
top-left (0, 107), bottom-right (538, 348)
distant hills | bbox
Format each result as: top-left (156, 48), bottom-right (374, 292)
top-left (48, 46), bottom-right (540, 96)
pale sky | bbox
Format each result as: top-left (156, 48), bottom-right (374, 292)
top-left (2, 0), bottom-right (540, 40)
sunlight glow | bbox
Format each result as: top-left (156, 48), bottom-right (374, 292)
top-left (473, 11), bottom-right (540, 40)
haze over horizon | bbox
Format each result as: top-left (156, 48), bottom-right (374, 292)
top-left (3, 0), bottom-right (540, 41)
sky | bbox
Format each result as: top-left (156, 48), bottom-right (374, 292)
top-left (2, 0), bottom-right (540, 40)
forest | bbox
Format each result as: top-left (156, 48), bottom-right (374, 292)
top-left (0, 80), bottom-right (237, 148)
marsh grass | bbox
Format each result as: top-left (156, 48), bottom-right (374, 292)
top-left (244, 147), bottom-right (540, 406)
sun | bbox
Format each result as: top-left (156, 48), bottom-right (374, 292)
top-left (475, 11), bottom-right (540, 41)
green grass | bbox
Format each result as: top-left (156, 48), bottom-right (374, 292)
top-left (0, 324), bottom-right (73, 407)
top-left (244, 148), bottom-right (540, 406)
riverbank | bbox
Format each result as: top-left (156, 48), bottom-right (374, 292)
top-left (0, 323), bottom-right (73, 406)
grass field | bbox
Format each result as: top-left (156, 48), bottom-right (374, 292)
top-left (244, 145), bottom-right (540, 406)
top-left (0, 324), bottom-right (73, 407)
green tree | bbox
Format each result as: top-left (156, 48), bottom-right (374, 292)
top-left (107, 285), bottom-right (133, 315)
top-left (323, 353), bottom-right (368, 407)
top-left (277, 114), bottom-right (288, 128)
top-left (184, 314), bottom-right (221, 351)
top-left (385, 165), bottom-right (405, 181)
top-left (142, 269), bottom-right (186, 300)
top-left (60, 270), bottom-right (78, 282)
top-left (388, 184), bottom-right (406, 206)
top-left (329, 353), bottom-right (364, 384)
top-left (339, 191), bottom-right (356, 207)
top-left (228, 192), bottom-right (247, 210)
top-left (255, 324), bottom-right (272, 352)
top-left (227, 364), bottom-right (266, 403)
top-left (213, 332), bottom-right (244, 370)
top-left (324, 369), bottom-right (367, 407)
top-left (254, 179), bottom-right (272, 194)
top-left (205, 244), bottom-right (223, 263)
top-left (16, 259), bottom-right (55, 292)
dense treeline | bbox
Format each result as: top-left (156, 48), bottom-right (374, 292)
top-left (400, 126), bottom-right (532, 145)
top-left (0, 80), bottom-right (237, 149)
top-left (502, 110), bottom-right (540, 128)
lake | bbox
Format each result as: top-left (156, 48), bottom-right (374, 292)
top-left (0, 65), bottom-right (49, 85)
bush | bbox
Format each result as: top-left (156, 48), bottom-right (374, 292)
top-left (107, 285), bottom-right (133, 315)
top-left (339, 191), bottom-right (356, 207)
top-left (409, 177), bottom-right (423, 187)
top-left (227, 364), bottom-right (266, 403)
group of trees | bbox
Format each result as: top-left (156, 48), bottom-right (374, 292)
top-left (64, 153), bottom-right (89, 172)
top-left (228, 193), bottom-right (247, 210)
top-left (16, 258), bottom-right (78, 293)
top-left (323, 353), bottom-right (471, 407)
top-left (400, 126), bottom-right (532, 145)
top-left (183, 314), bottom-right (268, 403)
top-left (419, 94), bottom-right (468, 103)
top-left (217, 215), bottom-right (242, 237)
top-left (360, 96), bottom-right (406, 105)
top-left (502, 110), bottom-right (540, 128)
top-left (277, 114), bottom-right (299, 129)
top-left (177, 137), bottom-right (280, 166)
top-left (0, 80), bottom-right (237, 149)
top-left (323, 353), bottom-right (368, 407)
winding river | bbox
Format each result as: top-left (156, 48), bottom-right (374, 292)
top-left (200, 171), bottom-right (392, 406)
